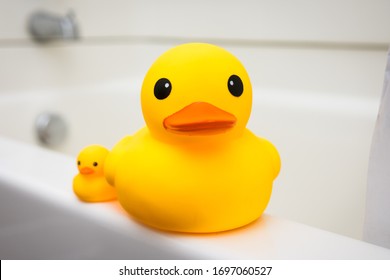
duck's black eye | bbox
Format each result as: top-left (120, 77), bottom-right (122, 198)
top-left (154, 78), bottom-right (172, 100)
top-left (93, 162), bottom-right (98, 167)
top-left (77, 161), bottom-right (81, 165)
top-left (227, 75), bottom-right (243, 97)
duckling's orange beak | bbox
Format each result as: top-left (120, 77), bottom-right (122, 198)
top-left (80, 167), bottom-right (94, 175)
top-left (163, 102), bottom-right (236, 135)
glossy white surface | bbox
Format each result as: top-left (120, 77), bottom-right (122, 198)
top-left (364, 50), bottom-right (390, 248)
top-left (1, 136), bottom-right (389, 259)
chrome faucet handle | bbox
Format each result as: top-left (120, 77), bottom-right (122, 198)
top-left (27, 10), bottom-right (79, 43)
top-left (35, 112), bottom-right (68, 147)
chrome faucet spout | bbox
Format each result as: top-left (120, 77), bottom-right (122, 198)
top-left (27, 10), bottom-right (79, 43)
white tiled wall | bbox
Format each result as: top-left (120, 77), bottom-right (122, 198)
top-left (0, 0), bottom-right (389, 94)
top-left (1, 0), bottom-right (390, 43)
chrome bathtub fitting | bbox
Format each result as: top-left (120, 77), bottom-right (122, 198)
top-left (35, 112), bottom-right (68, 147)
top-left (27, 10), bottom-right (79, 43)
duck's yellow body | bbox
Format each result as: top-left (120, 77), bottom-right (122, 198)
top-left (73, 174), bottom-right (115, 202)
top-left (73, 145), bottom-right (116, 202)
top-left (109, 127), bottom-right (279, 232)
top-left (76, 43), bottom-right (281, 232)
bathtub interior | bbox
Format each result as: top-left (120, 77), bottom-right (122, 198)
top-left (0, 79), bottom-right (379, 240)
top-left (0, 79), bottom-right (144, 155)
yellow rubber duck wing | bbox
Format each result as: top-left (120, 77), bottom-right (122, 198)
top-left (104, 135), bottom-right (133, 186)
top-left (263, 138), bottom-right (281, 179)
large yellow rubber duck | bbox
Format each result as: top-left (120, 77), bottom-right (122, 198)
top-left (103, 43), bottom-right (281, 233)
top-left (73, 145), bottom-right (116, 202)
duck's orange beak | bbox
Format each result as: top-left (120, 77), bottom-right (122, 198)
top-left (163, 102), bottom-right (236, 135)
top-left (79, 167), bottom-right (94, 175)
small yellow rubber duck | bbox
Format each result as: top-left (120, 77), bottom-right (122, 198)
top-left (73, 145), bottom-right (116, 202)
top-left (103, 43), bottom-right (281, 233)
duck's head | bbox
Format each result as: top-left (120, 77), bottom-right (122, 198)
top-left (77, 145), bottom-right (108, 176)
top-left (141, 43), bottom-right (252, 143)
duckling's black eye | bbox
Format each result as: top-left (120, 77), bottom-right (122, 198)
top-left (154, 78), bottom-right (172, 100)
top-left (93, 162), bottom-right (98, 167)
top-left (77, 161), bottom-right (81, 165)
top-left (227, 75), bottom-right (243, 97)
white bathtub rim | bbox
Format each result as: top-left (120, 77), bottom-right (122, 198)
top-left (1, 136), bottom-right (390, 259)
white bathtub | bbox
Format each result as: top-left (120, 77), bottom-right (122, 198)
top-left (1, 79), bottom-right (389, 259)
